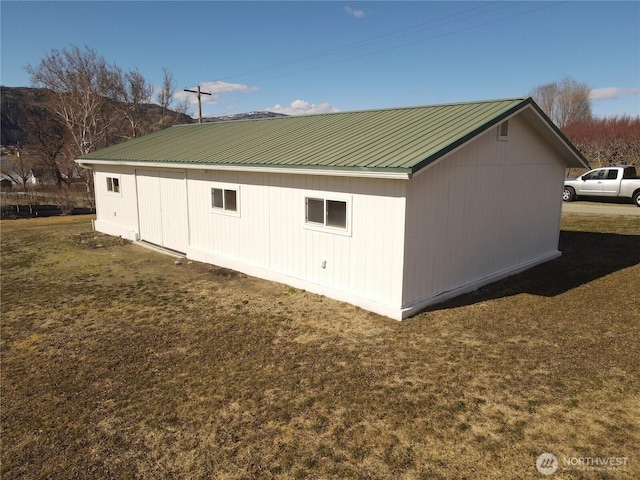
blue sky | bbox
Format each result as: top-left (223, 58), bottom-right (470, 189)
top-left (1, 1), bottom-right (639, 119)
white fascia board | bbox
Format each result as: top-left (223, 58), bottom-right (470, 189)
top-left (75, 159), bottom-right (411, 180)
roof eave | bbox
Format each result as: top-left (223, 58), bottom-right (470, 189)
top-left (74, 158), bottom-right (412, 180)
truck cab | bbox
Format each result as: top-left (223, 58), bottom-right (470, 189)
top-left (579, 168), bottom-right (624, 196)
top-left (563, 166), bottom-right (640, 206)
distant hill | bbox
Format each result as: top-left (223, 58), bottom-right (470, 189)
top-left (1, 86), bottom-right (289, 147)
top-left (202, 111), bottom-right (288, 123)
top-left (1, 87), bottom-right (53, 146)
top-left (0, 86), bottom-right (193, 146)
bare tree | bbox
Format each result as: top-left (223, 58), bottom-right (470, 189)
top-left (158, 67), bottom-right (175, 128)
top-left (25, 110), bottom-right (68, 186)
top-left (156, 67), bottom-right (191, 126)
top-left (113, 67), bottom-right (153, 139)
top-left (563, 116), bottom-right (640, 169)
top-left (25, 45), bottom-right (120, 156)
top-left (530, 76), bottom-right (592, 128)
top-left (173, 97), bottom-right (191, 117)
top-left (24, 45), bottom-right (139, 214)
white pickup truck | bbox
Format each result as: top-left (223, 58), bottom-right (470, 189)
top-left (563, 166), bottom-right (640, 207)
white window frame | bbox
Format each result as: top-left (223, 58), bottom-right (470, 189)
top-left (303, 192), bottom-right (352, 236)
top-left (106, 175), bottom-right (121, 196)
top-left (211, 183), bottom-right (240, 217)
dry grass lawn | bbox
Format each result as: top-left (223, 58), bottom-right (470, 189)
top-left (1, 213), bottom-right (639, 479)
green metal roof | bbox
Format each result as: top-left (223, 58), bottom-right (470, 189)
top-left (78, 98), bottom-right (587, 174)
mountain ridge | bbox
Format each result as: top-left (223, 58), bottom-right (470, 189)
top-left (1, 86), bottom-right (286, 147)
top-left (202, 111), bottom-right (287, 123)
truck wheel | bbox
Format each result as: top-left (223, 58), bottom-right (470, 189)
top-left (633, 191), bottom-right (640, 207)
top-left (562, 187), bottom-right (576, 202)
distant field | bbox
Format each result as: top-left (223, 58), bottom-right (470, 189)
top-left (2, 214), bottom-right (639, 479)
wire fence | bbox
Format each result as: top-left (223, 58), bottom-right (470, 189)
top-left (0, 184), bottom-right (95, 219)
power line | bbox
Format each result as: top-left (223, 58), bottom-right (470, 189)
top-left (220, 1), bottom-right (566, 86)
top-left (218, 2), bottom-right (508, 82)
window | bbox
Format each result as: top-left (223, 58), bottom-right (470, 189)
top-left (306, 198), bottom-right (325, 224)
top-left (605, 169), bottom-right (619, 180)
top-left (305, 195), bottom-right (350, 233)
top-left (211, 186), bottom-right (239, 215)
top-left (623, 167), bottom-right (637, 179)
top-left (326, 200), bottom-right (347, 228)
top-left (583, 170), bottom-right (606, 181)
top-left (106, 176), bottom-right (120, 194)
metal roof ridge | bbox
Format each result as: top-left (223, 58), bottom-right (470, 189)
top-left (289, 97), bottom-right (528, 117)
top-left (169, 98), bottom-right (528, 126)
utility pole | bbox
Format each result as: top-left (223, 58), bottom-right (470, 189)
top-left (183, 85), bottom-right (212, 123)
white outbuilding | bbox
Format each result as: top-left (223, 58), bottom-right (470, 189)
top-left (77, 98), bottom-right (588, 319)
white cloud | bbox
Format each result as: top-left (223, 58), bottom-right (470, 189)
top-left (343, 6), bottom-right (366, 18)
top-left (200, 81), bottom-right (259, 95)
top-left (589, 87), bottom-right (640, 101)
top-left (174, 81), bottom-right (258, 105)
top-left (268, 99), bottom-right (340, 116)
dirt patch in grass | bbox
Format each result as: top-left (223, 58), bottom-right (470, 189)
top-left (2, 214), bottom-right (639, 479)
top-left (73, 231), bottom-right (131, 249)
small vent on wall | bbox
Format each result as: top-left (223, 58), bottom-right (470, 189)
top-left (498, 120), bottom-right (509, 140)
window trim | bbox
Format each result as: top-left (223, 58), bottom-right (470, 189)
top-left (210, 183), bottom-right (240, 217)
top-left (303, 192), bottom-right (352, 236)
top-left (106, 175), bottom-right (121, 196)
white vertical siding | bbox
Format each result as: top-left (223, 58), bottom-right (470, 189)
top-left (186, 170), bottom-right (407, 309)
top-left (93, 165), bottom-right (139, 240)
top-left (402, 115), bottom-right (565, 311)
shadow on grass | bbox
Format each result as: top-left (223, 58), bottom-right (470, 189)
top-left (427, 230), bottom-right (640, 311)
